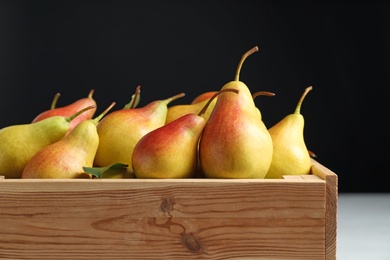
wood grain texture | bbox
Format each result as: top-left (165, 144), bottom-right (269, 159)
top-left (312, 159), bottom-right (338, 260)
top-left (0, 159), bottom-right (337, 260)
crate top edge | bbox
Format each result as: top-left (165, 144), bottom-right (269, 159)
top-left (0, 159), bottom-right (336, 184)
top-left (0, 175), bottom-right (324, 183)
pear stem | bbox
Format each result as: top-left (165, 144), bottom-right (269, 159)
top-left (162, 92), bottom-right (186, 105)
top-left (234, 46), bottom-right (259, 82)
top-left (198, 88), bottom-right (239, 117)
top-left (252, 91), bottom-right (276, 99)
top-left (294, 86), bottom-right (313, 114)
top-left (87, 89), bottom-right (95, 99)
top-left (67, 105), bottom-right (96, 122)
top-left (124, 85), bottom-right (141, 109)
top-left (50, 93), bottom-right (61, 110)
top-left (308, 149), bottom-right (317, 158)
top-left (93, 102), bottom-right (116, 124)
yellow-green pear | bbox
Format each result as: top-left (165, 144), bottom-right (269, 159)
top-left (0, 105), bottom-right (96, 179)
top-left (133, 89), bottom-right (238, 179)
top-left (199, 46), bottom-right (273, 179)
top-left (265, 86), bottom-right (313, 179)
top-left (21, 102), bottom-right (116, 179)
top-left (94, 91), bottom-right (185, 171)
top-left (165, 96), bottom-right (218, 124)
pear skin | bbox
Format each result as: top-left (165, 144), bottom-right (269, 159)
top-left (22, 102), bottom-right (115, 179)
top-left (94, 91), bottom-right (185, 171)
top-left (165, 96), bottom-right (218, 124)
top-left (132, 89), bottom-right (237, 178)
top-left (0, 105), bottom-right (96, 178)
top-left (32, 89), bottom-right (97, 135)
top-left (191, 91), bottom-right (218, 104)
top-left (132, 114), bottom-right (206, 178)
top-left (199, 46), bottom-right (273, 179)
top-left (265, 86), bottom-right (313, 179)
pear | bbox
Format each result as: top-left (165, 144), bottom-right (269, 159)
top-left (22, 102), bottom-right (116, 179)
top-left (0, 105), bottom-right (96, 179)
top-left (165, 96), bottom-right (218, 124)
top-left (265, 86), bottom-right (313, 179)
top-left (199, 46), bottom-right (273, 179)
top-left (93, 91), bottom-right (185, 171)
top-left (132, 89), bottom-right (238, 179)
top-left (32, 89), bottom-right (97, 134)
top-left (191, 91), bottom-right (218, 104)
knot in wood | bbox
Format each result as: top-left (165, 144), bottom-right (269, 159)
top-left (160, 197), bottom-right (175, 214)
top-left (181, 233), bottom-right (202, 253)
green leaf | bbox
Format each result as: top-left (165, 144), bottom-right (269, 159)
top-left (83, 163), bottom-right (129, 179)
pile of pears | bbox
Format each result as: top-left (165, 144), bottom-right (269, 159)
top-left (0, 46), bottom-right (315, 180)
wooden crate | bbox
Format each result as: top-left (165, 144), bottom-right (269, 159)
top-left (0, 158), bottom-right (337, 259)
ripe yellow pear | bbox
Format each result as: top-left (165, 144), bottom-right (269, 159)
top-left (94, 91), bottom-right (185, 171)
top-left (265, 86), bottom-right (313, 179)
top-left (0, 105), bottom-right (95, 179)
top-left (133, 89), bottom-right (238, 178)
top-left (22, 102), bottom-right (115, 179)
top-left (199, 46), bottom-right (273, 179)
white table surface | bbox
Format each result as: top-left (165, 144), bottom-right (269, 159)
top-left (337, 193), bottom-right (390, 259)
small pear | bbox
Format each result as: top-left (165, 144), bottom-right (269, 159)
top-left (265, 86), bottom-right (313, 179)
top-left (132, 89), bottom-right (238, 178)
top-left (0, 105), bottom-right (96, 178)
top-left (94, 90), bottom-right (185, 171)
top-left (22, 102), bottom-right (116, 179)
top-left (199, 46), bottom-right (273, 179)
top-left (191, 91), bottom-right (218, 104)
top-left (32, 89), bottom-right (97, 134)
top-left (165, 96), bottom-right (218, 124)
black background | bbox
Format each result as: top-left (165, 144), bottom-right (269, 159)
top-left (1, 1), bottom-right (389, 192)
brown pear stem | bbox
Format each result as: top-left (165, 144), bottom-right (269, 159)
top-left (124, 85), bottom-right (141, 109)
top-left (252, 91), bottom-right (276, 99)
top-left (234, 46), bottom-right (259, 81)
top-left (198, 88), bottom-right (239, 117)
top-left (162, 92), bottom-right (186, 105)
top-left (131, 85), bottom-right (141, 109)
top-left (294, 86), bottom-right (313, 114)
top-left (67, 105), bottom-right (96, 122)
top-left (93, 102), bottom-right (116, 124)
top-left (87, 89), bottom-right (95, 99)
top-left (308, 149), bottom-right (317, 158)
top-left (50, 93), bottom-right (61, 110)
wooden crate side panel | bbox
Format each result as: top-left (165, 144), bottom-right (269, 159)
top-left (311, 159), bottom-right (338, 260)
top-left (0, 180), bottom-right (326, 260)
